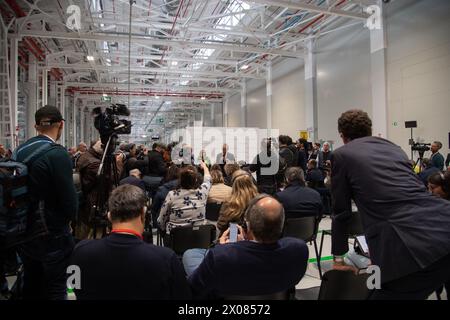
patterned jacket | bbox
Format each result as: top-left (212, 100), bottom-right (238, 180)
top-left (158, 174), bottom-right (212, 233)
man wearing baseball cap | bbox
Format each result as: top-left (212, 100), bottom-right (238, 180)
top-left (12, 105), bottom-right (77, 300)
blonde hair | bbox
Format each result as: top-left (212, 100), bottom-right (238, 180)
top-left (221, 170), bottom-right (259, 222)
top-left (210, 169), bottom-right (224, 184)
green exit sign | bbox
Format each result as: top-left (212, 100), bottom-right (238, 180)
top-left (101, 96), bottom-right (111, 102)
top-left (158, 118), bottom-right (164, 123)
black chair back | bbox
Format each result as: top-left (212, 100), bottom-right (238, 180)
top-left (283, 215), bottom-right (319, 242)
top-left (318, 270), bottom-right (371, 300)
top-left (222, 290), bottom-right (290, 300)
top-left (169, 224), bottom-right (216, 255)
top-left (205, 202), bottom-right (222, 221)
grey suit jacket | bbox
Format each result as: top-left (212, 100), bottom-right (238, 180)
top-left (331, 136), bottom-right (450, 283)
top-left (215, 152), bottom-right (236, 164)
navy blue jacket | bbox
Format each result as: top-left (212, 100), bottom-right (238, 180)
top-left (418, 166), bottom-right (440, 187)
top-left (151, 179), bottom-right (178, 218)
top-left (119, 175), bottom-right (146, 191)
top-left (188, 238), bottom-right (308, 298)
top-left (13, 135), bottom-right (77, 232)
top-left (305, 168), bottom-right (324, 188)
top-left (71, 233), bottom-right (191, 300)
top-left (430, 152), bottom-right (445, 170)
top-left (331, 136), bottom-right (450, 283)
top-left (275, 182), bottom-right (323, 217)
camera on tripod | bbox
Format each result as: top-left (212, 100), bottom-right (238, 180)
top-left (411, 142), bottom-right (431, 154)
top-left (93, 104), bottom-right (132, 144)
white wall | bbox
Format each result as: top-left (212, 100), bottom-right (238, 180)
top-left (386, 0), bottom-right (450, 159)
top-left (315, 23), bottom-right (372, 148)
top-left (226, 0), bottom-right (450, 158)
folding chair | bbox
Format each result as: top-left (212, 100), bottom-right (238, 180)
top-left (283, 214), bottom-right (323, 279)
top-left (205, 202), bottom-right (222, 221)
top-left (319, 211), bottom-right (364, 262)
top-left (164, 224), bottom-right (216, 255)
top-left (318, 269), bottom-right (371, 300)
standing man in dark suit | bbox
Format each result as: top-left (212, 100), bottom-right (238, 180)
top-left (430, 141), bottom-right (445, 170)
top-left (331, 109), bottom-right (450, 300)
top-left (186, 194), bottom-right (308, 299)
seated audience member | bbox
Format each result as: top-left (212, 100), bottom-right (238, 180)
top-left (125, 143), bottom-right (148, 174)
top-left (428, 171), bottom-right (450, 200)
top-left (275, 167), bottom-right (323, 218)
top-left (157, 162), bottom-right (211, 234)
top-left (216, 170), bottom-right (259, 236)
top-left (207, 169), bottom-right (232, 204)
top-left (418, 158), bottom-right (440, 187)
top-left (120, 169), bottom-right (146, 191)
top-left (223, 162), bottom-right (240, 186)
top-left (150, 165), bottom-right (180, 228)
top-left (70, 184), bottom-right (191, 300)
top-left (185, 194), bottom-right (308, 298)
top-left (305, 159), bottom-right (324, 189)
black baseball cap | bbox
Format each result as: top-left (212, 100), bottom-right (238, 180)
top-left (35, 105), bottom-right (65, 125)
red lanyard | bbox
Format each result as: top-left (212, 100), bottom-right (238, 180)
top-left (111, 229), bottom-right (143, 240)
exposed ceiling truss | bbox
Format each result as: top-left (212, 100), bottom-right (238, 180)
top-left (2, 0), bottom-right (374, 137)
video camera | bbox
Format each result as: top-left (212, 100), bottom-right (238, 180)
top-left (411, 142), bottom-right (431, 154)
top-left (93, 104), bottom-right (132, 144)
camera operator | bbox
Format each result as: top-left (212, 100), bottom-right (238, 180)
top-left (76, 140), bottom-right (124, 239)
top-left (430, 141), bottom-right (445, 170)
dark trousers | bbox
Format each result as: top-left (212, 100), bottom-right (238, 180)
top-left (370, 253), bottom-right (450, 300)
top-left (19, 230), bottom-right (74, 300)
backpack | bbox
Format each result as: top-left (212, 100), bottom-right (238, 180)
top-left (0, 141), bottom-right (58, 250)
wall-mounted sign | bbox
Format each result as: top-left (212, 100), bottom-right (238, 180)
top-left (299, 130), bottom-right (309, 140)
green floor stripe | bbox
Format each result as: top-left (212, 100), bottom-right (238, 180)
top-left (308, 256), bottom-right (333, 263)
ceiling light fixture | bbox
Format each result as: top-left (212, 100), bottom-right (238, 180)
top-left (240, 64), bottom-right (249, 70)
top-left (87, 55), bottom-right (95, 61)
top-left (201, 96), bottom-right (206, 100)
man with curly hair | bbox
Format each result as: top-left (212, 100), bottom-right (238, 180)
top-left (331, 109), bottom-right (450, 300)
